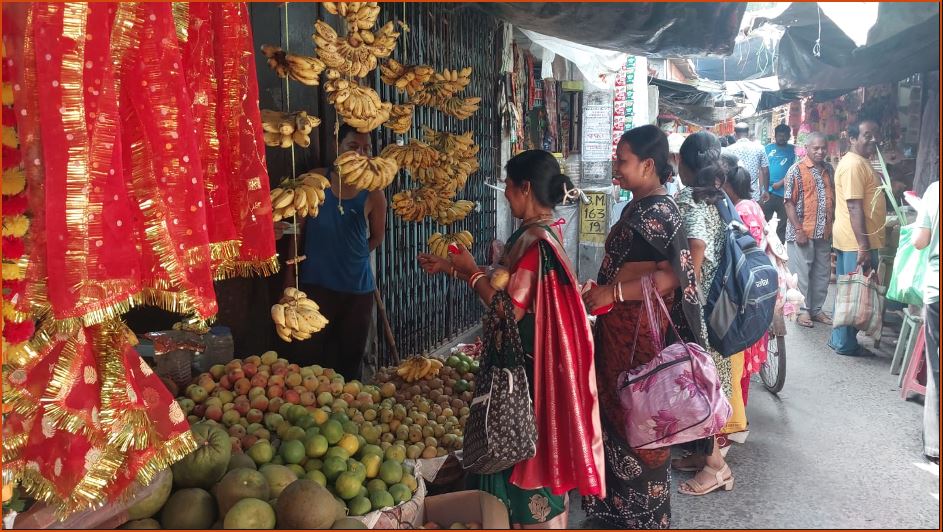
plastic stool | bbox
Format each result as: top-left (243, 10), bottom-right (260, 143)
top-left (900, 326), bottom-right (927, 400)
top-left (891, 307), bottom-right (923, 375)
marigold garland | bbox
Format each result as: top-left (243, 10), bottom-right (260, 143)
top-left (2, 166), bottom-right (25, 195)
top-left (1, 214), bottom-right (29, 238)
top-left (2, 235), bottom-right (25, 258)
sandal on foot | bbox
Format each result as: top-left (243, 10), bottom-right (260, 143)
top-left (670, 452), bottom-right (706, 472)
top-left (678, 464), bottom-right (734, 496)
top-left (811, 313), bottom-right (833, 325)
top-left (797, 312), bottom-right (814, 328)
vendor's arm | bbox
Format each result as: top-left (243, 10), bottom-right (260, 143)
top-left (365, 189), bottom-right (387, 251)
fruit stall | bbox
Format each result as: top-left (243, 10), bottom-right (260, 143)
top-left (1, 1), bottom-right (503, 528)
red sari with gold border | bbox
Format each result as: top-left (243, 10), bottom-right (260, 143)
top-left (499, 223), bottom-right (606, 498)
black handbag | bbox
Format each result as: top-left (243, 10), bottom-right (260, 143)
top-left (460, 291), bottom-right (538, 474)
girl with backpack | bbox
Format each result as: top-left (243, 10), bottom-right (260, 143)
top-left (721, 156), bottom-right (770, 409)
top-left (670, 132), bottom-right (741, 495)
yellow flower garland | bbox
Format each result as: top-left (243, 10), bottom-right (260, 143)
top-left (2, 261), bottom-right (24, 280)
top-left (1, 215), bottom-right (29, 238)
top-left (1, 125), bottom-right (17, 148)
top-left (2, 166), bottom-right (26, 196)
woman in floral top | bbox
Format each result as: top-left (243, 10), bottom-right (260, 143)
top-left (671, 131), bottom-right (737, 496)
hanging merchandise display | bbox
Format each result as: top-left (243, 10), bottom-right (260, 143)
top-left (2, 2), bottom-right (278, 517)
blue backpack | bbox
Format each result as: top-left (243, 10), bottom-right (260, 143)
top-left (704, 195), bottom-right (779, 357)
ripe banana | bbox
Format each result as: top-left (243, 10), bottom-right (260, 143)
top-left (270, 172), bottom-right (331, 220)
top-left (260, 109), bottom-right (321, 149)
top-left (380, 140), bottom-right (439, 171)
top-left (427, 231), bottom-right (473, 258)
top-left (336, 151), bottom-right (400, 191)
top-left (383, 104), bottom-right (415, 134)
top-left (261, 44), bottom-right (326, 85)
top-left (273, 287), bottom-right (328, 342)
top-left (395, 356), bottom-right (443, 382)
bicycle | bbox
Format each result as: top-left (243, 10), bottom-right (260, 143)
top-left (760, 307), bottom-right (787, 394)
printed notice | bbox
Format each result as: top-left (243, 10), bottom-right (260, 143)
top-left (583, 104), bottom-right (613, 162)
top-left (579, 192), bottom-right (608, 245)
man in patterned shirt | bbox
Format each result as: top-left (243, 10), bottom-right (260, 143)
top-left (724, 123), bottom-right (770, 204)
top-left (784, 132), bottom-right (835, 328)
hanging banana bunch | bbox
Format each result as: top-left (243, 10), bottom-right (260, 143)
top-left (427, 231), bottom-right (473, 259)
top-left (260, 45), bottom-right (326, 86)
top-left (380, 140), bottom-right (440, 171)
top-left (261, 109), bottom-right (321, 149)
top-left (272, 287), bottom-right (329, 342)
top-left (335, 150), bottom-right (400, 191)
top-left (383, 104), bottom-right (415, 134)
top-left (269, 172), bottom-right (331, 222)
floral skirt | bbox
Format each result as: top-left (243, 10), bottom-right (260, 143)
top-left (475, 468), bottom-right (567, 526)
top-left (582, 419), bottom-right (671, 529)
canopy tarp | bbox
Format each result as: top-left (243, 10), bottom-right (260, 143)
top-left (693, 34), bottom-right (778, 81)
top-left (471, 3), bottom-right (746, 56)
top-left (758, 2), bottom-right (939, 91)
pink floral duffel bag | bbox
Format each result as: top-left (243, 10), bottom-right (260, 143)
top-left (617, 276), bottom-right (731, 450)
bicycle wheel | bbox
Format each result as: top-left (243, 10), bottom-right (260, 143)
top-left (760, 334), bottom-right (787, 394)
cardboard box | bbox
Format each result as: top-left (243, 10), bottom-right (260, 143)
top-left (421, 490), bottom-right (510, 529)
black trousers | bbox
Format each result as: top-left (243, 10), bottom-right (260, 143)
top-left (763, 194), bottom-right (787, 243)
top-left (276, 284), bottom-right (375, 380)
top-left (926, 301), bottom-right (940, 382)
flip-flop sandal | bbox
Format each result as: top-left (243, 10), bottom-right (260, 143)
top-left (812, 313), bottom-right (833, 325)
top-left (678, 464), bottom-right (734, 496)
top-left (797, 313), bottom-right (814, 328)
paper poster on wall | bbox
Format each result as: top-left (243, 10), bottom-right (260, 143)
top-left (579, 192), bottom-right (609, 245)
top-left (583, 103), bottom-right (613, 162)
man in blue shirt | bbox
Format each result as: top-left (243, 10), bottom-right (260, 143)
top-left (764, 124), bottom-right (796, 242)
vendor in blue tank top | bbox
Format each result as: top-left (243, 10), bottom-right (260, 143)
top-left (277, 124), bottom-right (387, 380)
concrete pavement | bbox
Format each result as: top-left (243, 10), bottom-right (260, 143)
top-left (570, 291), bottom-right (940, 528)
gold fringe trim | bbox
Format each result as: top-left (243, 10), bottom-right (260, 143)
top-left (210, 239), bottom-right (242, 262)
top-left (135, 430), bottom-right (197, 486)
top-left (2, 384), bottom-right (39, 418)
top-left (94, 320), bottom-right (154, 452)
top-left (65, 445), bottom-right (126, 516)
top-left (171, 2), bottom-right (189, 43)
top-left (2, 432), bottom-right (27, 463)
top-left (213, 254), bottom-right (281, 280)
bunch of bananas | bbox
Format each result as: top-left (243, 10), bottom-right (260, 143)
top-left (269, 172), bottom-right (331, 221)
top-left (324, 75), bottom-right (391, 133)
top-left (383, 104), bottom-right (415, 134)
top-left (261, 109), bottom-right (321, 149)
top-left (436, 96), bottom-right (481, 120)
top-left (396, 356), bottom-right (445, 383)
top-left (260, 45), bottom-right (326, 86)
top-left (380, 140), bottom-right (440, 171)
top-left (322, 2), bottom-right (382, 32)
top-left (433, 199), bottom-right (476, 225)
top-left (380, 59), bottom-right (435, 94)
top-left (313, 20), bottom-right (399, 79)
top-left (272, 287), bottom-right (329, 342)
top-left (423, 127), bottom-right (476, 156)
top-left (410, 67), bottom-right (473, 104)
top-left (427, 231), bottom-right (473, 258)
top-left (336, 150), bottom-right (400, 191)
top-left (391, 187), bottom-right (447, 222)
top-left (344, 101), bottom-right (392, 134)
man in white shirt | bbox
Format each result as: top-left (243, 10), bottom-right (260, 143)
top-left (914, 180), bottom-right (939, 462)
top-left (723, 122), bottom-right (770, 204)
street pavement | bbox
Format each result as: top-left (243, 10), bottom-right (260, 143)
top-left (570, 289), bottom-right (941, 528)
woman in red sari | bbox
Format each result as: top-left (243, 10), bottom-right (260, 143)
top-left (418, 150), bottom-right (605, 528)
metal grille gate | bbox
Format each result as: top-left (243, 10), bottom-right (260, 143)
top-left (372, 4), bottom-right (501, 365)
top-left (249, 3), bottom-right (501, 366)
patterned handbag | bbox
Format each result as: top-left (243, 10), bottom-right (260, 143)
top-left (618, 276), bottom-right (731, 449)
top-left (461, 291), bottom-right (538, 474)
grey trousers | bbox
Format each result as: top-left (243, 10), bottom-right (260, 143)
top-left (787, 238), bottom-right (832, 315)
top-left (924, 302), bottom-right (940, 460)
